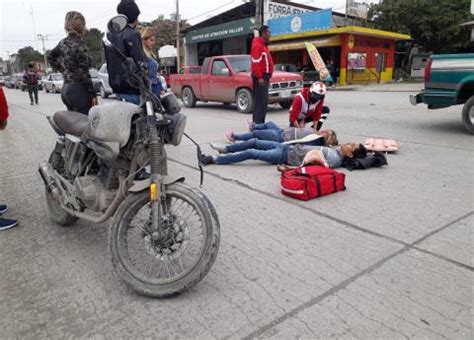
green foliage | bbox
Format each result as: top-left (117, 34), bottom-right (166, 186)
top-left (84, 28), bottom-right (105, 68)
top-left (368, 0), bottom-right (473, 53)
top-left (17, 46), bottom-right (43, 70)
top-left (140, 15), bottom-right (190, 52)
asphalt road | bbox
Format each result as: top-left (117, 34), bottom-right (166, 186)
top-left (0, 87), bottom-right (473, 339)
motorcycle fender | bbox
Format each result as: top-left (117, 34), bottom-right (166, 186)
top-left (128, 176), bottom-right (185, 193)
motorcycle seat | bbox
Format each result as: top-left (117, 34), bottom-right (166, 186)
top-left (53, 110), bottom-right (89, 137)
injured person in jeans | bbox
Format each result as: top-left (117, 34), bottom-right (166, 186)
top-left (201, 139), bottom-right (367, 169)
top-left (220, 121), bottom-right (339, 148)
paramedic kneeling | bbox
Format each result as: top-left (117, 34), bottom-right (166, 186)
top-left (289, 81), bottom-right (330, 131)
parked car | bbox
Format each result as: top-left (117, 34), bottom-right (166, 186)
top-left (275, 63), bottom-right (320, 87)
top-left (89, 68), bottom-right (101, 94)
top-left (0, 75), bottom-right (5, 86)
top-left (98, 63), bottom-right (113, 98)
top-left (43, 73), bottom-right (64, 93)
top-left (410, 53), bottom-right (474, 134)
top-left (14, 73), bottom-right (24, 89)
top-left (170, 55), bottom-right (303, 113)
top-left (4, 76), bottom-right (11, 88)
top-left (5, 75), bottom-right (18, 88)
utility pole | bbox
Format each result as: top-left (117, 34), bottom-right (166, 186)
top-left (37, 34), bottom-right (50, 73)
top-left (255, 0), bottom-right (263, 28)
top-left (345, 0), bottom-right (348, 25)
top-left (176, 0), bottom-right (180, 71)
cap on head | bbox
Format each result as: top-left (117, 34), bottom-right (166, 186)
top-left (117, 0), bottom-right (141, 23)
top-left (310, 81), bottom-right (327, 96)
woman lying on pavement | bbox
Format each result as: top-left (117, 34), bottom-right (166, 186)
top-left (201, 138), bottom-right (366, 168)
top-left (223, 121), bottom-right (338, 147)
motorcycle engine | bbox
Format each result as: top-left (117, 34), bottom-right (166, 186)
top-left (64, 135), bottom-right (88, 178)
top-left (73, 176), bottom-right (116, 212)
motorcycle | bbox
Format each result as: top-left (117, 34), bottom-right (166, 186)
top-left (38, 15), bottom-right (220, 297)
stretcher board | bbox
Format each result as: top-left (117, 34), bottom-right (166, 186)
top-left (305, 42), bottom-right (333, 83)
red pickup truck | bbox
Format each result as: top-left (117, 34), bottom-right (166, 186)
top-left (170, 55), bottom-right (303, 113)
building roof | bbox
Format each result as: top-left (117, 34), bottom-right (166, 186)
top-left (271, 26), bottom-right (412, 42)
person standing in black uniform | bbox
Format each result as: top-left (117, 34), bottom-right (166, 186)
top-left (47, 11), bottom-right (98, 115)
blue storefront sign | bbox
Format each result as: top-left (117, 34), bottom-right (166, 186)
top-left (268, 8), bottom-right (332, 36)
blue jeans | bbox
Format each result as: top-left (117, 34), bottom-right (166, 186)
top-left (117, 93), bottom-right (140, 105)
top-left (233, 122), bottom-right (284, 142)
top-left (216, 139), bottom-right (288, 165)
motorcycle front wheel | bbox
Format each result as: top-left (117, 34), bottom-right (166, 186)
top-left (109, 182), bottom-right (220, 297)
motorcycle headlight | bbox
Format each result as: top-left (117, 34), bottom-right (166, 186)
top-left (162, 113), bottom-right (187, 146)
top-left (161, 93), bottom-right (181, 115)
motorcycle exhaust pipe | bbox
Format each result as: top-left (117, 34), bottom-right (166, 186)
top-left (38, 163), bottom-right (60, 198)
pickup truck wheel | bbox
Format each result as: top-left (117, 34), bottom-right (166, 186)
top-left (182, 87), bottom-right (196, 108)
top-left (462, 96), bottom-right (474, 134)
top-left (236, 88), bottom-right (253, 114)
top-left (279, 100), bottom-right (293, 110)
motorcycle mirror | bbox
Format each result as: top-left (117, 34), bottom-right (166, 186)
top-left (107, 15), bottom-right (128, 34)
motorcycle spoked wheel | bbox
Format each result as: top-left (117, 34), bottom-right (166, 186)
top-left (109, 182), bottom-right (220, 297)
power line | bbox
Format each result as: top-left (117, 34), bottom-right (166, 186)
top-left (187, 0), bottom-right (237, 22)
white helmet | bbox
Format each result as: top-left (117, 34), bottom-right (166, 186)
top-left (309, 81), bottom-right (326, 96)
top-left (310, 81), bottom-right (327, 96)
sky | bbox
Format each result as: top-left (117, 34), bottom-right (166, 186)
top-left (0, 0), bottom-right (365, 58)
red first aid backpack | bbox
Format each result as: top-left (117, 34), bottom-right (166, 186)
top-left (281, 165), bottom-right (346, 201)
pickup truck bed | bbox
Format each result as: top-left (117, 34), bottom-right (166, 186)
top-left (410, 53), bottom-right (474, 134)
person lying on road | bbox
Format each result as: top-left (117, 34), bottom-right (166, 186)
top-left (201, 139), bottom-right (366, 168)
top-left (223, 121), bottom-right (338, 147)
top-left (289, 81), bottom-right (330, 131)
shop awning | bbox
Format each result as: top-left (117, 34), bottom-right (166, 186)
top-left (269, 35), bottom-right (341, 52)
top-left (271, 26), bottom-right (411, 42)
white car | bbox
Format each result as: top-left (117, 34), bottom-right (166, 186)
top-left (98, 63), bottom-right (113, 98)
top-left (44, 73), bottom-right (64, 93)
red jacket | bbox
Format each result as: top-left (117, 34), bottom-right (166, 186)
top-left (289, 88), bottom-right (325, 124)
top-left (251, 37), bottom-right (274, 80)
top-left (0, 87), bottom-right (8, 122)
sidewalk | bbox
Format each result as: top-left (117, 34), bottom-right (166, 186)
top-left (331, 82), bottom-right (424, 93)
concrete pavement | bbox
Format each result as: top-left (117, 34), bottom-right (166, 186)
top-left (0, 87), bottom-right (472, 339)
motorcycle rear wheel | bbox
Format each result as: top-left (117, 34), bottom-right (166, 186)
top-left (109, 182), bottom-right (220, 297)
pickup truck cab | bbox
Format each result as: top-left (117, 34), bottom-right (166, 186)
top-left (410, 53), bottom-right (474, 134)
top-left (170, 55), bottom-right (303, 113)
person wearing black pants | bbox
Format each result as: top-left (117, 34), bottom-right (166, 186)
top-left (23, 63), bottom-right (40, 105)
top-left (252, 74), bottom-right (270, 124)
top-left (47, 11), bottom-right (98, 115)
top-left (251, 26), bottom-right (274, 124)
top-left (61, 81), bottom-right (95, 115)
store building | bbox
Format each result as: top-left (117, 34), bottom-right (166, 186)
top-left (183, 0), bottom-right (411, 85)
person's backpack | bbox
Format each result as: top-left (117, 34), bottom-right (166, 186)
top-left (25, 72), bottom-right (38, 85)
top-left (280, 165), bottom-right (346, 201)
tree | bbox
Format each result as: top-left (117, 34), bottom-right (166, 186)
top-left (141, 15), bottom-right (190, 52)
top-left (17, 46), bottom-right (43, 70)
top-left (368, 0), bottom-right (473, 53)
top-left (84, 28), bottom-right (105, 68)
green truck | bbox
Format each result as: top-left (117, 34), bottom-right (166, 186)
top-left (410, 53), bottom-right (474, 134)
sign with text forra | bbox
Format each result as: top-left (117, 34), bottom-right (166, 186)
top-left (264, 1), bottom-right (311, 24)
